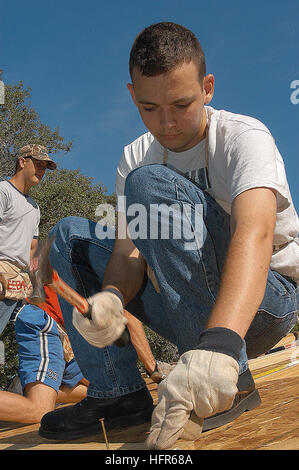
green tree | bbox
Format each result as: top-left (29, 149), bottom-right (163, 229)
top-left (0, 81), bottom-right (72, 178)
top-left (0, 82), bottom-right (107, 389)
top-left (31, 168), bottom-right (112, 240)
top-left (0, 323), bottom-right (19, 390)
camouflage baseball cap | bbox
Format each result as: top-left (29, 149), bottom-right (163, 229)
top-left (18, 144), bottom-right (57, 170)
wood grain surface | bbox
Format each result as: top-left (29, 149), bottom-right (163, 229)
top-left (0, 335), bottom-right (298, 450)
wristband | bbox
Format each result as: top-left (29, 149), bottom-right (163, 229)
top-left (196, 327), bottom-right (243, 362)
top-left (102, 287), bottom-right (124, 307)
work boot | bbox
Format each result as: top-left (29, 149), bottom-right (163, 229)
top-left (39, 387), bottom-right (154, 440)
top-left (202, 368), bottom-right (261, 431)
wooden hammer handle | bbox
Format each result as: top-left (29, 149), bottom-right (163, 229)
top-left (48, 270), bottom-right (92, 318)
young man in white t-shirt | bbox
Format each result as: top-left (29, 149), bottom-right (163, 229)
top-left (39, 23), bottom-right (299, 448)
top-left (0, 144), bottom-right (56, 334)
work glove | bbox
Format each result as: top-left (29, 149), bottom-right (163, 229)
top-left (146, 327), bottom-right (242, 450)
top-left (72, 290), bottom-right (127, 348)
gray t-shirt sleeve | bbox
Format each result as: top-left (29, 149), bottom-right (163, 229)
top-left (0, 187), bottom-right (8, 222)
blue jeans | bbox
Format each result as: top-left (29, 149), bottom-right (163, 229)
top-left (49, 164), bottom-right (298, 398)
top-left (0, 299), bottom-right (23, 335)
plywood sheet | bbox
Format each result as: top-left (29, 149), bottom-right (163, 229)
top-left (0, 341), bottom-right (298, 451)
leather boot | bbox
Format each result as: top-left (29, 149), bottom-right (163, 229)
top-left (39, 387), bottom-right (154, 440)
top-left (202, 368), bottom-right (261, 431)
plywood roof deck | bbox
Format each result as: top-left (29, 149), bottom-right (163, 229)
top-left (0, 334), bottom-right (298, 451)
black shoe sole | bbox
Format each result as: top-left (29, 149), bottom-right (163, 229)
top-left (38, 406), bottom-right (154, 441)
top-left (202, 389), bottom-right (261, 432)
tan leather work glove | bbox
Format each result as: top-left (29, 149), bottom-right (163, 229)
top-left (146, 327), bottom-right (242, 450)
top-left (72, 290), bottom-right (127, 348)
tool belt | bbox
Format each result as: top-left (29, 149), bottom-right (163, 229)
top-left (0, 260), bottom-right (33, 301)
top-left (56, 322), bottom-right (75, 363)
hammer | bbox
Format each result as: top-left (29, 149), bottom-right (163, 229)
top-left (28, 238), bottom-right (129, 348)
top-left (29, 238), bottom-right (166, 382)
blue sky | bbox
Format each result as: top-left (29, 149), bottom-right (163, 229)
top-left (2, 0), bottom-right (299, 210)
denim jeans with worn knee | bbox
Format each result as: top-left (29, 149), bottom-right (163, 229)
top-left (49, 164), bottom-right (298, 398)
top-left (0, 300), bottom-right (23, 335)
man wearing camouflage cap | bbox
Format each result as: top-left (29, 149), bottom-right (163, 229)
top-left (17, 144), bottom-right (57, 170)
top-left (0, 144), bottom-right (56, 335)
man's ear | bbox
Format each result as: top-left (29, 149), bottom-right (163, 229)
top-left (18, 157), bottom-right (26, 169)
top-left (203, 74), bottom-right (215, 105)
top-left (127, 83), bottom-right (137, 105)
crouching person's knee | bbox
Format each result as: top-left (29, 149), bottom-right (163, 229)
top-left (125, 164), bottom-right (168, 204)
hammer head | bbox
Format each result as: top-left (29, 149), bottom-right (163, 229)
top-left (28, 237), bottom-right (55, 305)
top-left (37, 237), bottom-right (55, 285)
top-left (28, 269), bottom-right (46, 305)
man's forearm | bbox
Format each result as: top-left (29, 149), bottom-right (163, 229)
top-left (29, 238), bottom-right (39, 271)
top-left (206, 227), bottom-right (274, 338)
top-left (102, 252), bottom-right (145, 306)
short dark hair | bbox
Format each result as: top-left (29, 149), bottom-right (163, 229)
top-left (129, 22), bottom-right (206, 82)
top-left (14, 157), bottom-right (22, 174)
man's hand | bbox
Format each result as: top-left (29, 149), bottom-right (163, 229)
top-left (146, 328), bottom-right (241, 450)
top-left (72, 291), bottom-right (127, 348)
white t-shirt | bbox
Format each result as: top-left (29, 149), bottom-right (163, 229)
top-left (115, 106), bottom-right (299, 283)
top-left (0, 181), bottom-right (40, 269)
